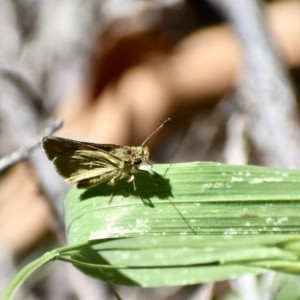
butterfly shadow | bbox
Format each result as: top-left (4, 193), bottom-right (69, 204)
top-left (79, 171), bottom-right (173, 207)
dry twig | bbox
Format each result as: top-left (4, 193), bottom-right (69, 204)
top-left (0, 118), bottom-right (62, 173)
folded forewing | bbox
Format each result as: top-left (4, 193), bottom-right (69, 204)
top-left (42, 136), bottom-right (122, 160)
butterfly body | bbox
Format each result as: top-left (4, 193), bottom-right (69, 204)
top-left (42, 136), bottom-right (151, 190)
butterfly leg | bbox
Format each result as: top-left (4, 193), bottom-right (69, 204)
top-left (107, 172), bottom-right (124, 204)
top-left (127, 174), bottom-right (137, 191)
top-left (107, 171), bottom-right (137, 191)
top-left (106, 169), bottom-right (124, 185)
top-left (109, 192), bottom-right (114, 204)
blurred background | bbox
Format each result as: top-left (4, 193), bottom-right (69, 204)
top-left (1, 0), bottom-right (300, 299)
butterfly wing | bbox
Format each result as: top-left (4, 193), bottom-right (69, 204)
top-left (42, 136), bottom-right (122, 160)
top-left (42, 137), bottom-right (124, 187)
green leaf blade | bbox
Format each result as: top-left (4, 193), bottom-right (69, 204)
top-left (65, 162), bottom-right (300, 243)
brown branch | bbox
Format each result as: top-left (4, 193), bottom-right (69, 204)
top-left (0, 118), bottom-right (63, 173)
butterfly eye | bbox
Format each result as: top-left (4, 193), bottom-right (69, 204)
top-left (133, 157), bottom-right (142, 165)
top-left (124, 148), bottom-right (131, 155)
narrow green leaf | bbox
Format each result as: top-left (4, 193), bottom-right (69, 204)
top-left (2, 250), bottom-right (58, 300)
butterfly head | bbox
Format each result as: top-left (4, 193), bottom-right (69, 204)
top-left (123, 146), bottom-right (150, 166)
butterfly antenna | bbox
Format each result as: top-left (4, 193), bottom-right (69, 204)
top-left (141, 117), bottom-right (170, 147)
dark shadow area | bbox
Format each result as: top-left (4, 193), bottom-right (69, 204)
top-left (73, 244), bottom-right (139, 286)
top-left (79, 170), bottom-right (173, 207)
